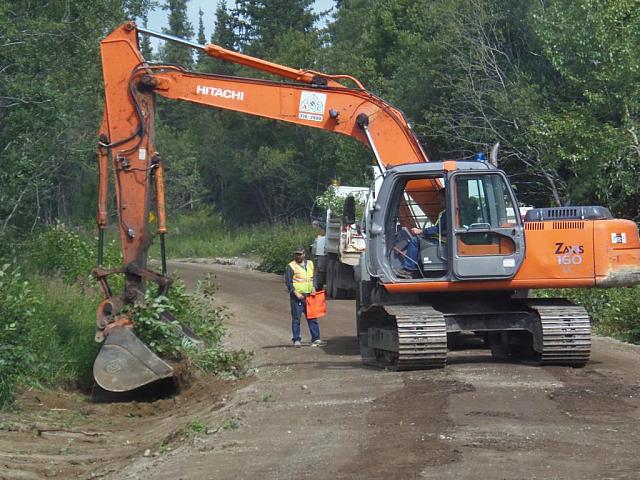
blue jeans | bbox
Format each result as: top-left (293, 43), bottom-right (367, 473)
top-left (401, 237), bottom-right (421, 271)
top-left (290, 295), bottom-right (320, 343)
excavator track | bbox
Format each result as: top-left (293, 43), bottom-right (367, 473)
top-left (525, 300), bottom-right (591, 367)
top-left (369, 305), bottom-right (447, 370)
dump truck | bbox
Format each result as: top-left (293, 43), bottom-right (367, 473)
top-left (311, 185), bottom-right (368, 299)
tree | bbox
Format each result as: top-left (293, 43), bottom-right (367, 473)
top-left (140, 13), bottom-right (154, 60)
top-left (0, 1), bottom-right (153, 242)
top-left (212, 1), bottom-right (237, 50)
top-left (532, 0), bottom-right (640, 218)
top-left (159, 0), bottom-right (194, 67)
top-left (324, 0), bottom-right (639, 217)
top-left (192, 0), bottom-right (345, 223)
top-left (232, 0), bottom-right (317, 55)
top-left (195, 8), bottom-right (206, 64)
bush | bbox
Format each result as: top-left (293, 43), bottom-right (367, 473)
top-left (0, 258), bottom-right (100, 409)
top-left (315, 185), bottom-right (367, 220)
top-left (256, 222), bottom-right (316, 274)
top-left (26, 279), bottom-right (99, 390)
top-left (0, 223), bottom-right (250, 410)
top-left (129, 293), bottom-right (184, 359)
top-left (24, 223), bottom-right (93, 283)
top-left (0, 261), bottom-right (40, 408)
top-left (131, 275), bottom-right (251, 376)
top-left (25, 222), bottom-right (121, 285)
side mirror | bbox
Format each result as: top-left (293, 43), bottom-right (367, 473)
top-left (343, 195), bottom-right (356, 224)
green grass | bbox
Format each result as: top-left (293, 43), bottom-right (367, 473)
top-left (147, 209), bottom-right (258, 258)
top-left (0, 262), bottom-right (100, 408)
top-left (183, 416), bottom-right (240, 438)
top-left (0, 219), bottom-right (256, 409)
top-left (185, 418), bottom-right (209, 436)
top-left (148, 209), bottom-right (316, 274)
top-left (24, 278), bottom-right (100, 390)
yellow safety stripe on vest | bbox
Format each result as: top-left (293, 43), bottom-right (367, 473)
top-left (289, 260), bottom-right (314, 294)
top-left (426, 210), bottom-right (447, 244)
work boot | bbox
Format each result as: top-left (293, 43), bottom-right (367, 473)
top-left (393, 268), bottom-right (413, 279)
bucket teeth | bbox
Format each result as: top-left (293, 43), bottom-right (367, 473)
top-left (93, 326), bottom-right (174, 392)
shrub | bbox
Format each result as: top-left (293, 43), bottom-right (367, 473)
top-left (25, 222), bottom-right (121, 285)
top-left (131, 274), bottom-right (251, 376)
top-left (0, 261), bottom-right (40, 408)
top-left (316, 185), bottom-right (367, 220)
top-left (129, 293), bottom-right (184, 359)
top-left (25, 278), bottom-right (99, 391)
top-left (0, 223), bottom-right (250, 410)
top-left (256, 222), bottom-right (316, 274)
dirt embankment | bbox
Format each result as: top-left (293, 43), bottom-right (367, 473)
top-left (1, 261), bottom-right (640, 480)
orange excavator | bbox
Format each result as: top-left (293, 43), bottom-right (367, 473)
top-left (94, 22), bottom-right (640, 392)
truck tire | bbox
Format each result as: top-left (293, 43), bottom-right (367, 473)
top-left (314, 255), bottom-right (326, 291)
top-left (334, 262), bottom-right (353, 299)
top-left (326, 258), bottom-right (335, 298)
top-left (334, 263), bottom-right (348, 299)
top-left (330, 260), bottom-right (339, 298)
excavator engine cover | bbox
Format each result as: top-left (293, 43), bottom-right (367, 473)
top-left (93, 326), bottom-right (174, 392)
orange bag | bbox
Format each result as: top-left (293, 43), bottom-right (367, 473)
top-left (305, 290), bottom-right (327, 319)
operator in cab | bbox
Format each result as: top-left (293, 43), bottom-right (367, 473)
top-left (395, 188), bottom-right (447, 278)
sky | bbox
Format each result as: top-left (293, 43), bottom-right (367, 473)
top-left (146, 0), bottom-right (335, 47)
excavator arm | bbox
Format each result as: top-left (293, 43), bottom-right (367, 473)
top-left (94, 22), bottom-right (429, 392)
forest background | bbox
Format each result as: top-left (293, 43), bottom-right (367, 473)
top-left (0, 0), bottom-right (639, 404)
top-left (2, 0), bottom-right (639, 230)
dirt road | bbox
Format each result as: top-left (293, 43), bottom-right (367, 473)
top-left (2, 261), bottom-right (640, 479)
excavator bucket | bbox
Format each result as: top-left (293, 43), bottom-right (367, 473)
top-left (93, 326), bottom-right (174, 392)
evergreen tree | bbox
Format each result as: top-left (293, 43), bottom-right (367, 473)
top-left (212, 1), bottom-right (237, 50)
top-left (159, 0), bottom-right (194, 67)
top-left (232, 0), bottom-right (316, 56)
top-left (154, 0), bottom-right (205, 211)
top-left (211, 0), bottom-right (345, 223)
top-left (195, 8), bottom-right (207, 64)
top-left (140, 13), bottom-right (154, 60)
top-left (0, 0), bottom-right (152, 238)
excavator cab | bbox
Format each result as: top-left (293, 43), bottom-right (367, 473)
top-left (368, 161), bottom-right (525, 284)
